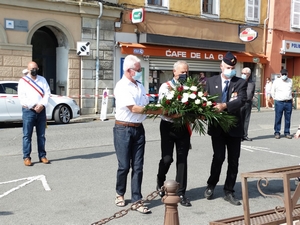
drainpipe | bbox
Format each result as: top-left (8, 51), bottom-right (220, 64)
top-left (263, 0), bottom-right (270, 54)
top-left (95, 1), bottom-right (103, 114)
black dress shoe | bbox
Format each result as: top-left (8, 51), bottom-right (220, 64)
top-left (156, 179), bottom-right (165, 198)
top-left (224, 193), bottom-right (241, 206)
top-left (204, 185), bottom-right (215, 199)
top-left (243, 137), bottom-right (252, 141)
top-left (179, 195), bottom-right (192, 207)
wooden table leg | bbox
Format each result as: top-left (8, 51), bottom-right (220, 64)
top-left (241, 176), bottom-right (250, 225)
top-left (283, 175), bottom-right (293, 225)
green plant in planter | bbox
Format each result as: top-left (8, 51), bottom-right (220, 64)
top-left (292, 76), bottom-right (300, 109)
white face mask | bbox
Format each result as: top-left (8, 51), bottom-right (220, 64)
top-left (241, 74), bottom-right (247, 80)
top-left (133, 71), bottom-right (142, 80)
top-left (281, 75), bottom-right (288, 81)
top-left (223, 69), bottom-right (236, 78)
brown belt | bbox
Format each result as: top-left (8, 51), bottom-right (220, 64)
top-left (115, 120), bottom-right (142, 127)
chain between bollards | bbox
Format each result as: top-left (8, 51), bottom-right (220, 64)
top-left (91, 180), bottom-right (180, 225)
top-left (91, 189), bottom-right (162, 225)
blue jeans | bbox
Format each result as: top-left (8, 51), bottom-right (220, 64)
top-left (22, 108), bottom-right (47, 160)
top-left (113, 124), bottom-right (145, 202)
top-left (274, 100), bottom-right (293, 135)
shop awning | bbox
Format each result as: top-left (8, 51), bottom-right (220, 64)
top-left (118, 42), bottom-right (267, 64)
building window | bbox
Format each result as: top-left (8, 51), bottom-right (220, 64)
top-left (203, 0), bottom-right (213, 14)
top-left (246, 0), bottom-right (260, 22)
top-left (147, 0), bottom-right (162, 6)
top-left (201, 0), bottom-right (219, 17)
top-left (145, 0), bottom-right (168, 12)
top-left (292, 0), bottom-right (300, 28)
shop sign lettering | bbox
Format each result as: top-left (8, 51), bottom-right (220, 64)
top-left (166, 50), bottom-right (187, 58)
top-left (166, 49), bottom-right (223, 61)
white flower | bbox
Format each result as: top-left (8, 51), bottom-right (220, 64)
top-left (198, 92), bottom-right (203, 97)
top-left (202, 97), bottom-right (207, 101)
top-left (195, 99), bottom-right (201, 105)
top-left (189, 93), bottom-right (196, 99)
top-left (183, 85), bottom-right (189, 90)
top-left (166, 91), bottom-right (174, 100)
top-left (155, 104), bottom-right (162, 107)
top-left (190, 86), bottom-right (197, 91)
top-left (207, 101), bottom-right (212, 106)
top-left (181, 97), bottom-right (189, 103)
top-left (182, 92), bottom-right (189, 99)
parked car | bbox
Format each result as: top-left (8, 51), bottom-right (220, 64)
top-left (0, 81), bottom-right (80, 124)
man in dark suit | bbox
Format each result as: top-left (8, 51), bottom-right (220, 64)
top-left (204, 52), bottom-right (247, 206)
top-left (240, 67), bottom-right (255, 141)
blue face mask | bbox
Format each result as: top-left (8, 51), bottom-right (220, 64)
top-left (281, 75), bottom-right (288, 81)
top-left (241, 74), bottom-right (247, 80)
top-left (223, 69), bottom-right (236, 79)
top-left (133, 71), bottom-right (142, 80)
top-left (178, 74), bottom-right (187, 83)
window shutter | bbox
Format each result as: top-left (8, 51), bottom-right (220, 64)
top-left (292, 0), bottom-right (300, 28)
top-left (247, 0), bottom-right (259, 22)
top-left (254, 0), bottom-right (259, 20)
top-left (247, 0), bottom-right (254, 20)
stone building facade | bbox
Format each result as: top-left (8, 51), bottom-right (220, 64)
top-left (0, 0), bottom-right (121, 115)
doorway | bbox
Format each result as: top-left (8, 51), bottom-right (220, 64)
top-left (31, 26), bottom-right (58, 94)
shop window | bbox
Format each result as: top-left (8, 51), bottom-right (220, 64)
top-left (292, 0), bottom-right (300, 28)
top-left (246, 0), bottom-right (260, 23)
top-left (201, 0), bottom-right (219, 18)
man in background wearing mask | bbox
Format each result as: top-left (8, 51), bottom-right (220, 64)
top-left (240, 67), bottom-right (255, 141)
top-left (271, 68), bottom-right (293, 139)
top-left (156, 60), bottom-right (192, 207)
top-left (203, 52), bottom-right (247, 206)
top-left (18, 61), bottom-right (51, 166)
top-left (113, 54), bottom-right (153, 214)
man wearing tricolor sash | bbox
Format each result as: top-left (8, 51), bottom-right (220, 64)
top-left (18, 61), bottom-right (51, 166)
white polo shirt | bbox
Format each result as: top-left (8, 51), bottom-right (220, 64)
top-left (114, 76), bottom-right (149, 123)
top-left (271, 77), bottom-right (293, 101)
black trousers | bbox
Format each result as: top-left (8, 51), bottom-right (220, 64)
top-left (157, 119), bottom-right (190, 196)
top-left (207, 133), bottom-right (241, 193)
top-left (240, 101), bottom-right (252, 138)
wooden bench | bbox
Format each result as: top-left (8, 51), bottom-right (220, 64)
top-left (210, 166), bottom-right (300, 225)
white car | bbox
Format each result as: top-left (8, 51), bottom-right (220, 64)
top-left (0, 81), bottom-right (80, 124)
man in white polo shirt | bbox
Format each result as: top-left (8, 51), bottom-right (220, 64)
top-left (271, 68), bottom-right (293, 139)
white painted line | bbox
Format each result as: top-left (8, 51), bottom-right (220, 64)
top-left (242, 145), bottom-right (300, 158)
top-left (0, 175), bottom-right (51, 199)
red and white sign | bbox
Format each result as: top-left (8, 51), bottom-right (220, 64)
top-left (239, 28), bottom-right (258, 42)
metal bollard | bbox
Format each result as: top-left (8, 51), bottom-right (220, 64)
top-left (162, 180), bottom-right (180, 225)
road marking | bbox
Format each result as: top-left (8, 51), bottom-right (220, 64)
top-left (242, 145), bottom-right (300, 158)
top-left (0, 175), bottom-right (51, 199)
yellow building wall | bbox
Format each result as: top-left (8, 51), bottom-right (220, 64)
top-left (220, 0), bottom-right (267, 25)
top-left (119, 0), bottom-right (143, 7)
top-left (220, 0), bottom-right (244, 23)
top-left (118, 0), bottom-right (266, 54)
top-left (169, 1), bottom-right (200, 16)
top-left (119, 0), bottom-right (200, 16)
